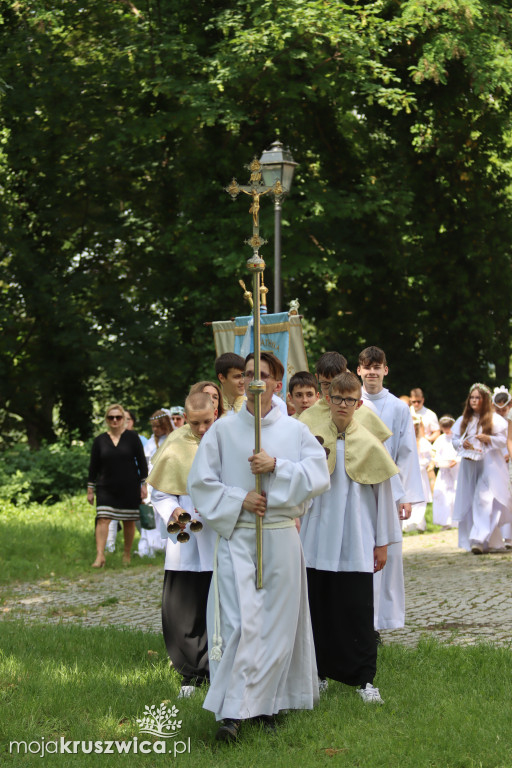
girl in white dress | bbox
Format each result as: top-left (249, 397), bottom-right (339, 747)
top-left (492, 387), bottom-right (512, 546)
top-left (137, 409), bottom-right (174, 557)
top-left (432, 416), bottom-right (459, 528)
top-left (452, 384), bottom-right (512, 554)
top-left (403, 419), bottom-right (433, 533)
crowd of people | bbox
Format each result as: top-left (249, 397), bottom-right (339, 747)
top-left (86, 347), bottom-right (512, 742)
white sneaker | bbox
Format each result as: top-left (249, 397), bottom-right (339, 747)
top-left (318, 678), bottom-right (329, 693)
top-left (178, 685), bottom-right (195, 699)
top-left (357, 683), bottom-right (383, 703)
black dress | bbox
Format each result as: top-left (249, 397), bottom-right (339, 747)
top-left (88, 431), bottom-right (148, 521)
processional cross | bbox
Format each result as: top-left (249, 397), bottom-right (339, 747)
top-left (225, 158), bottom-right (284, 588)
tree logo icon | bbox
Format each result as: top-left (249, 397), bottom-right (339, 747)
top-left (137, 704), bottom-right (183, 739)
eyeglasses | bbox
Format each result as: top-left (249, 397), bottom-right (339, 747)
top-left (410, 400), bottom-right (422, 404)
top-left (107, 414), bottom-right (123, 421)
top-left (243, 371), bottom-right (275, 381)
top-left (330, 395), bottom-right (358, 407)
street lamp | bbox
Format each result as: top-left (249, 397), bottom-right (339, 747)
top-left (258, 141), bottom-right (298, 313)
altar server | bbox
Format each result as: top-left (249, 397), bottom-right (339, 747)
top-left (300, 371), bottom-right (402, 704)
top-left (188, 352), bottom-right (330, 742)
top-left (357, 346), bottom-right (423, 630)
top-left (149, 393), bottom-right (217, 698)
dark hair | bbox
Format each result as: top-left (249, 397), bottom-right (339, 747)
top-left (188, 380), bottom-right (225, 417)
top-left (358, 346), bottom-right (387, 367)
top-left (410, 388), bottom-right (424, 399)
top-left (124, 408), bottom-right (136, 426)
top-left (215, 352), bottom-right (245, 379)
top-left (288, 371), bottom-right (317, 394)
top-left (329, 371), bottom-right (361, 398)
top-left (315, 351), bottom-right (347, 378)
top-left (245, 352), bottom-right (284, 381)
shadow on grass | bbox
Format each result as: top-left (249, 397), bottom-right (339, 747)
top-left (2, 623), bottom-right (512, 768)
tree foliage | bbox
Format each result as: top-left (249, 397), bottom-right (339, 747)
top-left (1, 0), bottom-right (512, 446)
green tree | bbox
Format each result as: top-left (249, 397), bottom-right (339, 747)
top-left (1, 0), bottom-right (512, 445)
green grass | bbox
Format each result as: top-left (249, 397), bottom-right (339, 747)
top-left (403, 503), bottom-right (440, 536)
top-left (1, 622), bottom-right (512, 767)
top-left (1, 497), bottom-right (510, 766)
top-left (0, 496), bottom-right (164, 584)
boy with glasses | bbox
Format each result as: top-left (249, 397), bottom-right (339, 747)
top-left (300, 372), bottom-right (401, 704)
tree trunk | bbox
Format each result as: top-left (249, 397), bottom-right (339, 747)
top-left (22, 398), bottom-right (57, 449)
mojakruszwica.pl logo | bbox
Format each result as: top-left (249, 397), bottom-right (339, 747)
top-left (9, 703), bottom-right (191, 757)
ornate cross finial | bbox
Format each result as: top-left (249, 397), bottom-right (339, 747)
top-left (225, 157), bottom-right (283, 263)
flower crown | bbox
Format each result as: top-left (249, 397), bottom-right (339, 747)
top-left (469, 382), bottom-right (492, 396)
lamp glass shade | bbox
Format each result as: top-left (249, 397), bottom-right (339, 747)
top-left (259, 141), bottom-right (297, 193)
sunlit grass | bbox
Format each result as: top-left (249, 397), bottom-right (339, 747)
top-left (0, 496), bottom-right (164, 584)
top-left (1, 622), bottom-right (512, 767)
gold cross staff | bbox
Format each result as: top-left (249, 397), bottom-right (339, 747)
top-left (225, 157), bottom-right (283, 588)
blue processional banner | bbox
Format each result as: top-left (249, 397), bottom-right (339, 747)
top-left (234, 312), bottom-right (291, 395)
top-left (212, 313), bottom-right (309, 402)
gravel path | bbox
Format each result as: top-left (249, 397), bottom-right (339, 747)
top-left (2, 529), bottom-right (511, 647)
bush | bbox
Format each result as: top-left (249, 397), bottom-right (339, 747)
top-left (0, 440), bottom-right (91, 504)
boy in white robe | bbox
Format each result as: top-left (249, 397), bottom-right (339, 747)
top-left (300, 351), bottom-right (393, 448)
top-left (148, 393), bottom-right (217, 698)
top-left (214, 352), bottom-right (246, 413)
top-left (300, 371), bottom-right (402, 703)
top-left (287, 370), bottom-right (319, 417)
top-left (357, 346), bottom-right (423, 631)
top-left (188, 352), bottom-right (330, 742)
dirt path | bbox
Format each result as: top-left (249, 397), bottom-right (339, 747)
top-left (2, 529), bottom-right (511, 647)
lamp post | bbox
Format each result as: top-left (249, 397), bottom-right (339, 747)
top-left (258, 141), bottom-right (298, 313)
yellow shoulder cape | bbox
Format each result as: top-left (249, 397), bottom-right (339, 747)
top-left (147, 424), bottom-right (200, 496)
top-left (299, 398), bottom-right (396, 482)
top-left (222, 393), bottom-right (246, 413)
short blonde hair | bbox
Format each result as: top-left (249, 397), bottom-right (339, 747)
top-left (105, 403), bottom-right (125, 420)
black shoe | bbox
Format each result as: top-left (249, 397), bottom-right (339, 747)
top-left (215, 718), bottom-right (241, 743)
top-left (253, 714), bottom-right (277, 731)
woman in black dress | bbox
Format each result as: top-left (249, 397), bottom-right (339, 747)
top-left (87, 404), bottom-right (148, 567)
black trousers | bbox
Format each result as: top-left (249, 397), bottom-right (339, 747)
top-left (307, 568), bottom-right (376, 687)
top-left (161, 570), bottom-right (212, 685)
